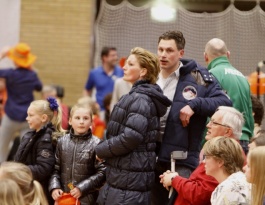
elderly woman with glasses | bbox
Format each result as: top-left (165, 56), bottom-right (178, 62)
top-left (204, 137), bottom-right (251, 205)
top-left (160, 106), bottom-right (245, 205)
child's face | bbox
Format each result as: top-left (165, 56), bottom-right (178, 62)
top-left (26, 105), bottom-right (47, 132)
top-left (69, 108), bottom-right (92, 135)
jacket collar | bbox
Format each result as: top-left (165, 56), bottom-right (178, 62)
top-left (179, 59), bottom-right (199, 76)
top-left (207, 56), bottom-right (230, 70)
top-left (69, 128), bottom-right (92, 139)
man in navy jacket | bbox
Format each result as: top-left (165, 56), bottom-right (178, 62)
top-left (151, 31), bottom-right (232, 205)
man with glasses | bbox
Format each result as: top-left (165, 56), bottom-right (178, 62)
top-left (160, 106), bottom-right (244, 205)
top-left (205, 106), bottom-right (243, 141)
top-left (204, 38), bottom-right (254, 155)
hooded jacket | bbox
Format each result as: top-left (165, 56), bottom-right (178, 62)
top-left (96, 80), bottom-right (171, 205)
top-left (158, 59), bottom-right (232, 170)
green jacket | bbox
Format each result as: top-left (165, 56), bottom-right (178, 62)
top-left (208, 56), bottom-right (254, 141)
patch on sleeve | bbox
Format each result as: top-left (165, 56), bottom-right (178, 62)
top-left (182, 86), bottom-right (197, 100)
top-left (41, 150), bottom-right (51, 158)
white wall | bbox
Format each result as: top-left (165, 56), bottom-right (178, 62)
top-left (0, 0), bottom-right (20, 68)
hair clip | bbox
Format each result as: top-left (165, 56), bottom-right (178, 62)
top-left (47, 97), bottom-right (59, 111)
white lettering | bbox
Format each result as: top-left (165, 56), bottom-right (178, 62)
top-left (224, 68), bottom-right (245, 78)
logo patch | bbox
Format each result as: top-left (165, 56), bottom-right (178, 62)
top-left (41, 150), bottom-right (51, 158)
top-left (182, 86), bottom-right (197, 100)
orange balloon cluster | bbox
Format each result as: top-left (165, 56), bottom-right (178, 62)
top-left (248, 71), bottom-right (265, 95)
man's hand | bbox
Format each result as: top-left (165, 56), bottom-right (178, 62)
top-left (180, 105), bottom-right (194, 127)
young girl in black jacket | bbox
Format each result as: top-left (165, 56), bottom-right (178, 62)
top-left (15, 97), bottom-right (64, 204)
top-left (49, 104), bottom-right (106, 205)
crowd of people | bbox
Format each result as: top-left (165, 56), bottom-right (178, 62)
top-left (0, 30), bottom-right (264, 205)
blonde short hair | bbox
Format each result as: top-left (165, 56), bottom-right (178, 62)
top-left (203, 136), bottom-right (244, 175)
top-left (130, 47), bottom-right (160, 84)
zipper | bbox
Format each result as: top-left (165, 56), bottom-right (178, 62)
top-left (71, 138), bottom-right (78, 183)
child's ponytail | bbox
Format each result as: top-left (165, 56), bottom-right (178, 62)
top-left (30, 180), bottom-right (48, 205)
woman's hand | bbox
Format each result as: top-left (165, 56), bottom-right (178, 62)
top-left (159, 170), bottom-right (179, 190)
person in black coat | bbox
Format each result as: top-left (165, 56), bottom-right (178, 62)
top-left (49, 104), bottom-right (106, 205)
top-left (95, 47), bottom-right (171, 205)
top-left (15, 97), bottom-right (63, 205)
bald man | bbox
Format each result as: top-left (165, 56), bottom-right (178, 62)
top-left (204, 38), bottom-right (254, 155)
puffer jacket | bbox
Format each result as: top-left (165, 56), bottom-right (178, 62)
top-left (158, 59), bottom-right (232, 170)
top-left (95, 80), bottom-right (171, 205)
top-left (49, 129), bottom-right (106, 205)
top-left (15, 122), bottom-right (56, 204)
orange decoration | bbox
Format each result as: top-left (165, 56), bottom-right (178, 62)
top-left (248, 71), bottom-right (265, 95)
top-left (57, 193), bottom-right (80, 205)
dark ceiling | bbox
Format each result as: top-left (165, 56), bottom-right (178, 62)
top-left (102, 0), bottom-right (265, 12)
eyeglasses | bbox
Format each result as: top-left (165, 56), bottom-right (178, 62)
top-left (203, 154), bottom-right (213, 160)
top-left (209, 119), bottom-right (230, 128)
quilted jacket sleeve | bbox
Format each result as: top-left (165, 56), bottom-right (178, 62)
top-left (76, 159), bottom-right (106, 195)
top-left (48, 139), bottom-right (62, 192)
top-left (96, 95), bottom-right (150, 159)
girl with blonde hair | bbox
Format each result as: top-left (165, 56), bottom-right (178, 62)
top-left (0, 161), bottom-right (48, 205)
top-left (49, 103), bottom-right (105, 205)
top-left (14, 97), bottom-right (64, 204)
top-left (0, 178), bottom-right (25, 205)
top-left (245, 146), bottom-right (265, 205)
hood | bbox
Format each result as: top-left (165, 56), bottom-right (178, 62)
top-left (179, 59), bottom-right (200, 75)
top-left (131, 80), bottom-right (171, 117)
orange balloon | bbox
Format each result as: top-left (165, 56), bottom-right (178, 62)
top-left (119, 57), bottom-right (126, 68)
top-left (248, 71), bottom-right (265, 95)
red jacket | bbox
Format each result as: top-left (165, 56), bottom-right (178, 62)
top-left (172, 163), bottom-right (218, 205)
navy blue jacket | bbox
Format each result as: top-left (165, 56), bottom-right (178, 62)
top-left (158, 59), bottom-right (232, 170)
top-left (96, 80), bottom-right (171, 205)
top-left (0, 68), bottom-right (42, 121)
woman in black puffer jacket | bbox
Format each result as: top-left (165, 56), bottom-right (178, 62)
top-left (95, 47), bottom-right (171, 205)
